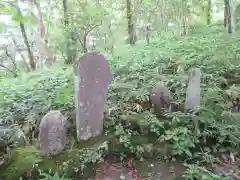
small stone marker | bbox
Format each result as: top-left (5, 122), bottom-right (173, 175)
top-left (74, 52), bottom-right (113, 141)
top-left (184, 68), bottom-right (201, 111)
top-left (150, 82), bottom-right (173, 112)
top-left (39, 111), bottom-right (67, 155)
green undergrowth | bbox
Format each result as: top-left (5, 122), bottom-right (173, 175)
top-left (1, 25), bottom-right (240, 179)
top-left (0, 138), bottom-right (110, 179)
top-left (0, 133), bottom-right (227, 180)
top-left (0, 133), bottom-right (168, 179)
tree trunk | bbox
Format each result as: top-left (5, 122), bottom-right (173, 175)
top-left (146, 24), bottom-right (150, 45)
top-left (207, 0), bottom-right (211, 24)
top-left (181, 0), bottom-right (187, 36)
top-left (5, 47), bottom-right (17, 71)
top-left (32, 0), bottom-right (46, 42)
top-left (67, 31), bottom-right (78, 63)
top-left (32, 0), bottom-right (53, 65)
top-left (14, 3), bottom-right (36, 70)
top-left (82, 32), bottom-right (88, 53)
top-left (127, 0), bottom-right (136, 44)
top-left (19, 23), bottom-right (35, 70)
top-left (75, 31), bottom-right (88, 53)
top-left (224, 0), bottom-right (232, 33)
top-left (63, 0), bottom-right (77, 64)
top-left (159, 1), bottom-right (167, 30)
top-left (10, 33), bottom-right (30, 72)
top-left (224, 0), bottom-right (227, 27)
top-left (0, 64), bottom-right (18, 77)
top-left (63, 0), bottom-right (68, 26)
top-left (227, 6), bottom-right (232, 34)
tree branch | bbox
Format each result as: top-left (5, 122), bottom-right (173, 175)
top-left (0, 64), bottom-right (18, 77)
top-left (86, 21), bottom-right (102, 34)
top-left (75, 31), bottom-right (84, 47)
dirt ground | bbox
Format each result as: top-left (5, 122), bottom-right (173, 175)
top-left (94, 160), bottom-right (186, 180)
top-left (94, 154), bottom-right (240, 180)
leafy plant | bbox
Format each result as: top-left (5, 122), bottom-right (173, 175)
top-left (182, 164), bottom-right (228, 180)
top-left (160, 127), bottom-right (195, 157)
top-left (39, 172), bottom-right (71, 180)
top-left (1, 25), bottom-right (240, 179)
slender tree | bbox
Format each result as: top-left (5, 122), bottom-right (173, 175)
top-left (15, 3), bottom-right (36, 70)
top-left (224, 0), bottom-right (232, 33)
top-left (127, 0), bottom-right (136, 44)
top-left (207, 0), bottom-right (211, 24)
top-left (63, 0), bottom-right (77, 64)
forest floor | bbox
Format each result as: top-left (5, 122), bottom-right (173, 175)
top-left (93, 156), bottom-right (240, 180)
top-left (95, 160), bottom-right (185, 180)
top-left (1, 25), bottom-right (240, 180)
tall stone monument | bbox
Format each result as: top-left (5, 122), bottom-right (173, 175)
top-left (185, 68), bottom-right (201, 111)
top-left (74, 52), bottom-right (113, 141)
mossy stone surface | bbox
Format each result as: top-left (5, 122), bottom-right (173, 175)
top-left (0, 135), bottom-right (112, 179)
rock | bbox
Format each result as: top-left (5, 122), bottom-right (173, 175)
top-left (225, 84), bottom-right (240, 111)
top-left (74, 52), bottom-right (113, 141)
top-left (185, 68), bottom-right (201, 111)
top-left (39, 111), bottom-right (67, 156)
top-left (150, 82), bottom-right (173, 113)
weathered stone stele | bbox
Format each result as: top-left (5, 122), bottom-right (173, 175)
top-left (150, 81), bottom-right (173, 112)
top-left (39, 111), bottom-right (67, 155)
top-left (74, 52), bottom-right (113, 141)
top-left (184, 68), bottom-right (201, 111)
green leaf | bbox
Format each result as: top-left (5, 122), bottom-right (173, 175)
top-left (185, 149), bottom-right (193, 157)
top-left (11, 11), bottom-right (26, 23)
top-left (0, 2), bottom-right (12, 14)
top-left (0, 3), bottom-right (5, 10)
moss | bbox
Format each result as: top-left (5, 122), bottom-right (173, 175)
top-left (38, 149), bottom-right (97, 178)
top-left (131, 136), bottom-right (171, 159)
top-left (0, 146), bottom-right (99, 179)
top-left (0, 146), bottom-right (42, 180)
top-left (0, 132), bottom-right (172, 179)
top-left (76, 134), bottom-right (114, 149)
top-left (0, 135), bottom-right (113, 180)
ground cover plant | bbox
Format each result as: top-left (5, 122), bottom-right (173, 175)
top-left (0, 25), bottom-right (240, 180)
